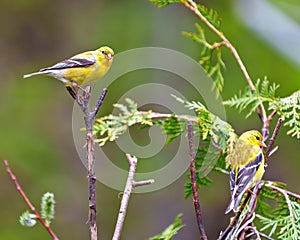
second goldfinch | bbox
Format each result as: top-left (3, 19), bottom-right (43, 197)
top-left (225, 130), bottom-right (266, 214)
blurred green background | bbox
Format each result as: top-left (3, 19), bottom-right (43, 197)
top-left (0, 0), bottom-right (299, 239)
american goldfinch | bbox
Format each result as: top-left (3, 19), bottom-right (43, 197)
top-left (225, 130), bottom-right (266, 214)
top-left (24, 46), bottom-right (114, 97)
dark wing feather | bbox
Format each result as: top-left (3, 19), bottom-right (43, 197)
top-left (229, 169), bottom-right (235, 196)
top-left (226, 152), bottom-right (263, 213)
top-left (41, 57), bottom-right (95, 71)
top-left (234, 152), bottom-right (263, 199)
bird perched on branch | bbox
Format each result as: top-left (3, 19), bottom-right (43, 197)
top-left (24, 46), bottom-right (114, 98)
top-left (225, 130), bottom-right (267, 214)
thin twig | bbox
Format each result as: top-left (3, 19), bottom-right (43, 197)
top-left (262, 110), bottom-right (277, 141)
top-left (258, 231), bottom-right (275, 240)
top-left (93, 88), bottom-right (108, 117)
top-left (246, 225), bottom-right (262, 240)
top-left (218, 191), bottom-right (252, 240)
top-left (182, 0), bottom-right (267, 122)
top-left (112, 154), bottom-right (154, 240)
top-left (139, 111), bottom-right (199, 123)
top-left (276, 188), bottom-right (300, 202)
top-left (236, 183), bottom-right (263, 239)
top-left (235, 213), bottom-right (256, 238)
top-left (133, 180), bottom-right (155, 188)
top-left (265, 181), bottom-right (300, 202)
top-left (187, 122), bottom-right (207, 240)
top-left (4, 160), bottom-right (59, 240)
top-left (248, 182), bottom-right (264, 216)
top-left (265, 182), bottom-right (296, 226)
top-left (75, 87), bottom-right (108, 240)
top-left (112, 154), bottom-right (137, 240)
top-left (183, 0), bottom-right (255, 91)
top-left (218, 167), bottom-right (264, 239)
top-left (265, 118), bottom-right (283, 162)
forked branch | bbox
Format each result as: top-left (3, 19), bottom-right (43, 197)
top-left (112, 154), bottom-right (154, 240)
top-left (75, 87), bottom-right (108, 240)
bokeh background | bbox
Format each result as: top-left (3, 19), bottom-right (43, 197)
top-left (0, 0), bottom-right (299, 239)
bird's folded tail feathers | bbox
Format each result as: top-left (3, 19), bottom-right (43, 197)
top-left (225, 170), bottom-right (237, 214)
top-left (225, 187), bottom-right (245, 214)
top-left (225, 197), bottom-right (235, 214)
top-left (23, 71), bottom-right (43, 78)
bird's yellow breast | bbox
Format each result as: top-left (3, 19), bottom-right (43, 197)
top-left (62, 61), bottom-right (111, 86)
top-left (229, 138), bottom-right (261, 168)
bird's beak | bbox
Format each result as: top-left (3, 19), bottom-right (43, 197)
top-left (259, 141), bottom-right (267, 148)
top-left (105, 53), bottom-right (112, 60)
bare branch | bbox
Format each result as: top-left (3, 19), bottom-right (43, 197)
top-left (258, 231), bottom-right (275, 240)
top-left (182, 0), bottom-right (255, 91)
top-left (112, 154), bottom-right (154, 240)
top-left (187, 122), bottom-right (207, 240)
top-left (265, 182), bottom-right (295, 223)
top-left (133, 180), bottom-right (155, 188)
top-left (265, 118), bottom-right (283, 162)
top-left (4, 160), bottom-right (59, 240)
top-left (182, 0), bottom-right (267, 123)
top-left (218, 191), bottom-right (251, 240)
top-left (218, 179), bottom-right (264, 239)
top-left (139, 111), bottom-right (199, 124)
top-left (75, 87), bottom-right (108, 240)
top-left (93, 88), bottom-right (108, 116)
top-left (264, 181), bottom-right (300, 202)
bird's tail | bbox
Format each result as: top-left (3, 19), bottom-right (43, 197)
top-left (225, 190), bottom-right (245, 214)
top-left (23, 71), bottom-right (43, 78)
top-left (225, 197), bottom-right (235, 214)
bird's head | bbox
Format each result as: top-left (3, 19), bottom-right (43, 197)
top-left (240, 130), bottom-right (267, 148)
top-left (98, 46), bottom-right (114, 61)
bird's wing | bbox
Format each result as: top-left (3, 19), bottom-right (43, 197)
top-left (41, 53), bottom-right (96, 71)
top-left (235, 152), bottom-right (263, 192)
top-left (229, 168), bottom-right (235, 197)
top-left (230, 152), bottom-right (263, 210)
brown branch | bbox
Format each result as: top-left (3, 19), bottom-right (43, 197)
top-left (112, 154), bottom-right (154, 240)
top-left (258, 231), bottom-right (275, 240)
top-left (139, 111), bottom-right (199, 124)
top-left (265, 181), bottom-right (300, 202)
top-left (93, 88), bottom-right (108, 116)
top-left (182, 0), bottom-right (255, 91)
top-left (218, 191), bottom-right (252, 240)
top-left (182, 0), bottom-right (267, 123)
top-left (265, 182), bottom-right (295, 221)
top-left (187, 122), bottom-right (207, 240)
top-left (4, 160), bottom-right (59, 240)
top-left (133, 180), bottom-right (155, 188)
top-left (218, 183), bottom-right (263, 240)
top-left (262, 110), bottom-right (277, 141)
top-left (265, 118), bottom-right (283, 162)
top-left (211, 41), bottom-right (226, 49)
top-left (75, 87), bottom-right (108, 240)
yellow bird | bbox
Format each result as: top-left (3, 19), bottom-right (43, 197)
top-left (225, 130), bottom-right (267, 214)
top-left (24, 46), bottom-right (114, 97)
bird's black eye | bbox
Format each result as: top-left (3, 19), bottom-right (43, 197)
top-left (255, 136), bottom-right (260, 140)
top-left (101, 50), bottom-right (106, 55)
